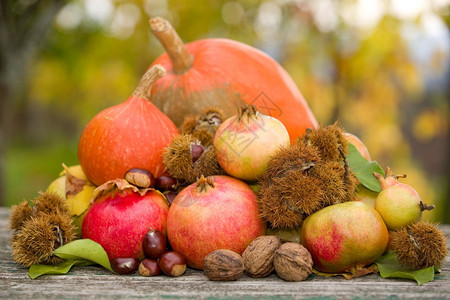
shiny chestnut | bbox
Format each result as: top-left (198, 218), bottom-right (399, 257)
top-left (143, 229), bottom-right (167, 259)
top-left (138, 258), bottom-right (161, 277)
top-left (125, 168), bottom-right (156, 188)
top-left (155, 175), bottom-right (178, 192)
top-left (190, 144), bottom-right (205, 163)
top-left (110, 257), bottom-right (140, 275)
top-left (158, 251), bottom-right (186, 277)
top-left (163, 191), bottom-right (177, 205)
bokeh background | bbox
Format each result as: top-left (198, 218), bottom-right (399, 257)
top-left (1, 0), bottom-right (449, 222)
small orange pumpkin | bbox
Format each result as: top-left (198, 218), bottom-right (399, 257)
top-left (78, 65), bottom-right (179, 186)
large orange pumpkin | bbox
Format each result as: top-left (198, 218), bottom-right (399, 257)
top-left (149, 17), bottom-right (318, 142)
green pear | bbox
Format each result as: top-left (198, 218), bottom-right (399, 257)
top-left (373, 167), bottom-right (434, 230)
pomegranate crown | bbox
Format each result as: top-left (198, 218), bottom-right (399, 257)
top-left (373, 166), bottom-right (406, 190)
top-left (237, 105), bottom-right (260, 122)
top-left (196, 175), bottom-right (215, 192)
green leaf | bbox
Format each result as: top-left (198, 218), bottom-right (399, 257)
top-left (28, 260), bottom-right (92, 279)
top-left (28, 239), bottom-right (113, 279)
top-left (375, 251), bottom-right (436, 286)
top-left (53, 239), bottom-right (113, 272)
top-left (346, 143), bottom-right (385, 192)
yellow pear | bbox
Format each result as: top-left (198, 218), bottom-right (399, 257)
top-left (46, 164), bottom-right (95, 237)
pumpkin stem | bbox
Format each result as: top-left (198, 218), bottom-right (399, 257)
top-left (150, 17), bottom-right (193, 74)
top-left (133, 65), bottom-right (166, 100)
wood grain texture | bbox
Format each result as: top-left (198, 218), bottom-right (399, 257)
top-left (0, 207), bottom-right (449, 299)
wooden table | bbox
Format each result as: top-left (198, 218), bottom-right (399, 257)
top-left (1, 207), bottom-right (449, 299)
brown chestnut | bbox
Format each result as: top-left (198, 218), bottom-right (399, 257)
top-left (110, 257), bottom-right (139, 275)
top-left (155, 175), bottom-right (178, 192)
top-left (190, 143), bottom-right (205, 163)
top-left (138, 258), bottom-right (161, 277)
top-left (142, 229), bottom-right (167, 259)
top-left (163, 191), bottom-right (177, 205)
top-left (125, 168), bottom-right (155, 188)
top-left (157, 251), bottom-right (186, 277)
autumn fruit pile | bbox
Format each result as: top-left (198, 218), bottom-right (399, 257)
top-left (10, 17), bottom-right (447, 284)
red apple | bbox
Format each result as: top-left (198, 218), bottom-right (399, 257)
top-left (82, 189), bottom-right (169, 260)
top-left (167, 175), bottom-right (266, 270)
top-left (344, 132), bottom-right (371, 161)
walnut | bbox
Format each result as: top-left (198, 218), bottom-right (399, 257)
top-left (203, 249), bottom-right (244, 281)
top-left (273, 242), bottom-right (313, 281)
top-left (242, 235), bottom-right (282, 278)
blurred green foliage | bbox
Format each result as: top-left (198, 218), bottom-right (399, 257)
top-left (5, 0), bottom-right (449, 223)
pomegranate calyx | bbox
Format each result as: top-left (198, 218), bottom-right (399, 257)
top-left (196, 175), bottom-right (215, 193)
top-left (237, 105), bottom-right (259, 122)
top-left (374, 167), bottom-right (408, 190)
top-left (385, 166), bottom-right (407, 181)
top-left (90, 179), bottom-right (156, 203)
top-left (419, 201), bottom-right (435, 212)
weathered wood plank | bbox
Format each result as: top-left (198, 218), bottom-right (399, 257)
top-left (1, 207), bottom-right (449, 299)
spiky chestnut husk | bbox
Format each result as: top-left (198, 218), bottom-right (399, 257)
top-left (9, 200), bottom-right (33, 232)
top-left (33, 191), bottom-right (69, 215)
top-left (257, 124), bottom-right (357, 229)
top-left (163, 134), bottom-right (224, 184)
top-left (258, 161), bottom-right (356, 229)
top-left (180, 107), bottom-right (225, 146)
top-left (11, 210), bottom-right (76, 267)
top-left (262, 143), bottom-right (321, 181)
top-left (197, 107), bottom-right (224, 128)
top-left (9, 192), bottom-right (68, 232)
top-left (299, 122), bottom-right (358, 197)
top-left (258, 173), bottom-right (324, 228)
top-left (180, 115), bottom-right (198, 134)
top-left (9, 192), bottom-right (77, 267)
top-left (310, 160), bottom-right (357, 207)
top-left (258, 143), bottom-right (323, 228)
top-left (390, 222), bottom-right (448, 270)
top-left (299, 122), bottom-right (348, 162)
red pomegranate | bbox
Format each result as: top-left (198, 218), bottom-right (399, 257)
top-left (167, 175), bottom-right (266, 270)
top-left (82, 186), bottom-right (169, 260)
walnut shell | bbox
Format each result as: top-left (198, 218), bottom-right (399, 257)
top-left (242, 235), bottom-right (282, 278)
top-left (203, 249), bottom-right (244, 281)
top-left (274, 242), bottom-right (313, 281)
